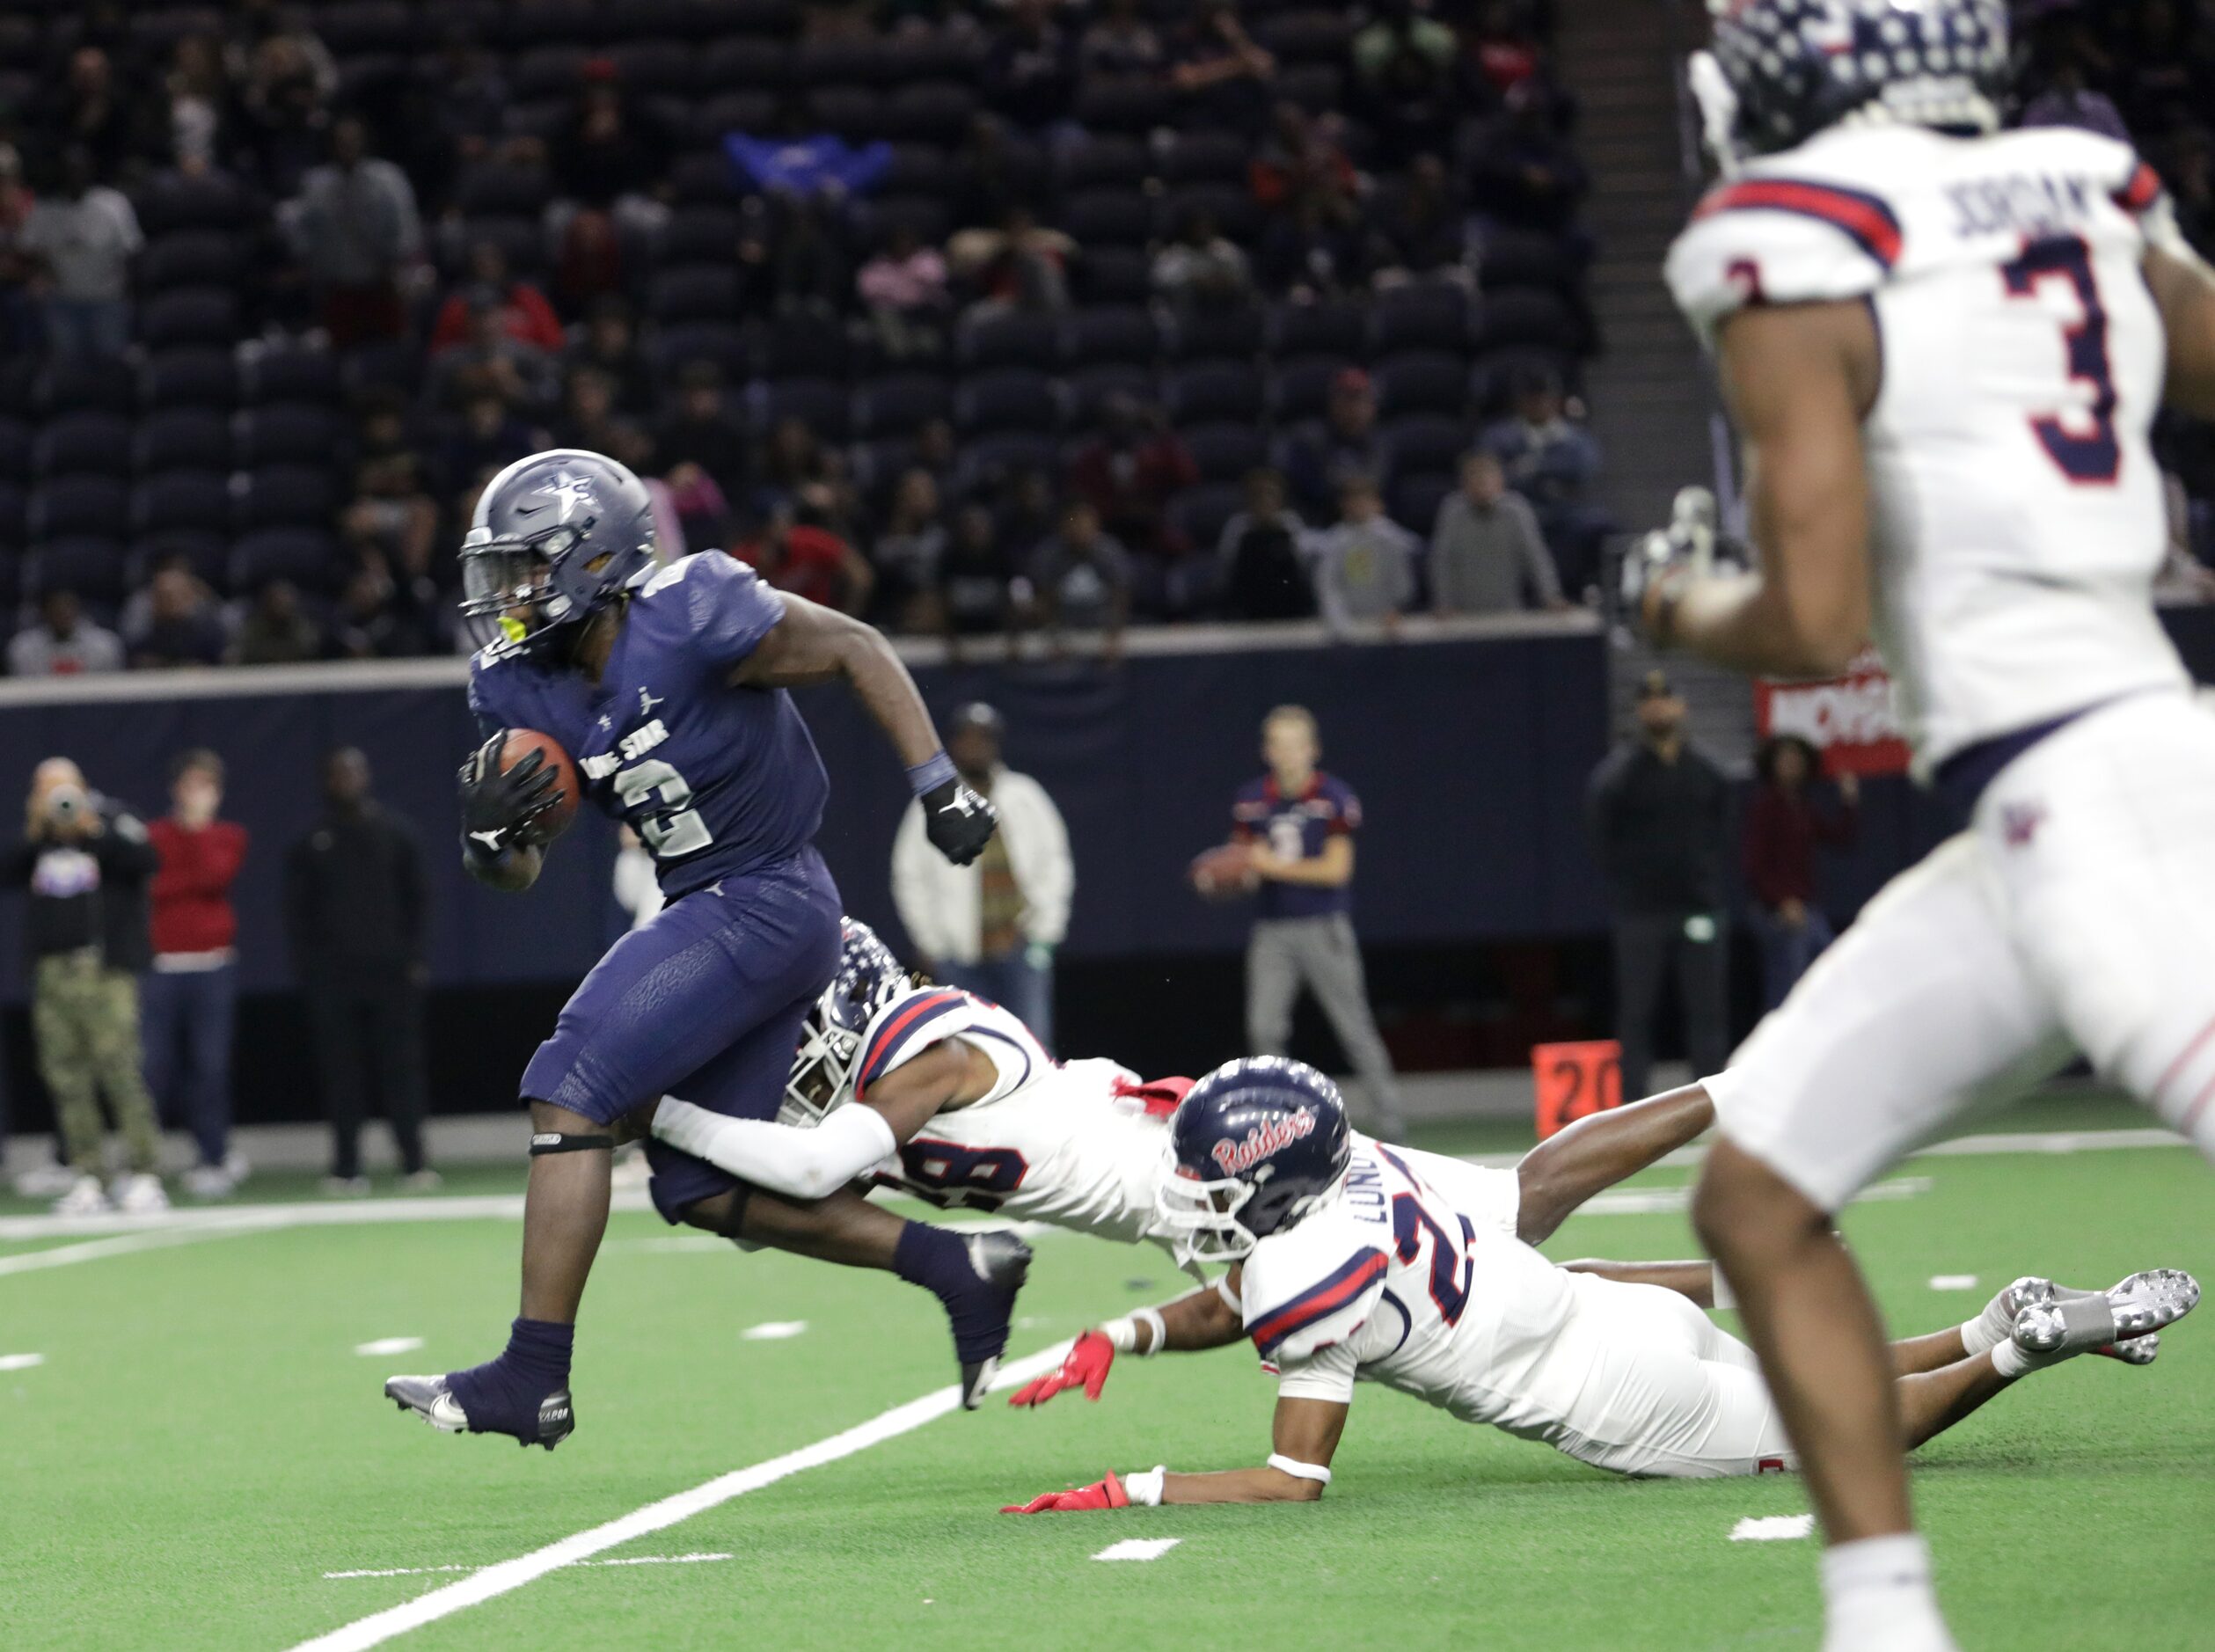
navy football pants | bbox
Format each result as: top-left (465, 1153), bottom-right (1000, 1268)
top-left (520, 846), bottom-right (842, 1223)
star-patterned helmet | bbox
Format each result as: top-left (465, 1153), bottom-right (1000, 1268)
top-left (458, 448), bottom-right (657, 655)
top-left (780, 919), bottom-right (917, 1126)
top-left (1693, 0), bottom-right (2009, 172)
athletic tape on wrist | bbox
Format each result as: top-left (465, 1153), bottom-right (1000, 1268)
top-left (529, 1132), bottom-right (615, 1156)
top-left (1131, 1306), bottom-right (1166, 1356)
top-left (1268, 1453), bottom-right (1332, 1484)
top-left (1122, 1466), bottom-right (1166, 1507)
top-left (1709, 1264), bottom-right (1735, 1312)
top-left (906, 751), bottom-right (958, 798)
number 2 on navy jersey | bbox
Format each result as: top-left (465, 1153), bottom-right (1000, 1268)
top-left (615, 758), bottom-right (713, 857)
top-left (2000, 235), bottom-right (2120, 486)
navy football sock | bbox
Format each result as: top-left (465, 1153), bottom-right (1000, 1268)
top-left (894, 1222), bottom-right (1009, 1365)
top-left (446, 1318), bottom-right (574, 1438)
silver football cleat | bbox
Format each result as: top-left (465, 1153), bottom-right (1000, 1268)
top-left (384, 1372), bottom-right (576, 1450)
top-left (2014, 1269), bottom-right (2199, 1358)
top-left (386, 1372), bottom-right (472, 1432)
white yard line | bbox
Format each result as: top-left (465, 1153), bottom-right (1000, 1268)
top-left (0, 1126), bottom-right (2184, 1266)
top-left (1927, 1275), bottom-right (1979, 1291)
top-left (1455, 1122), bottom-right (2188, 1173)
top-left (739, 1320), bottom-right (808, 1341)
top-left (286, 1340), bottom-right (1075, 1652)
top-left (325, 1553), bottom-right (732, 1581)
top-left (354, 1338), bottom-right (425, 1357)
top-left (0, 1195), bottom-right (1052, 1249)
top-left (0, 1224), bottom-right (260, 1276)
top-left (1729, 1515), bottom-right (1816, 1543)
top-left (1574, 1176), bottom-right (1929, 1218)
top-left (1093, 1538), bottom-right (1181, 1561)
top-left (0, 1352), bottom-right (46, 1371)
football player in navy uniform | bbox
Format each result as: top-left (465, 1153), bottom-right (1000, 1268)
top-left (384, 449), bottom-right (1020, 1448)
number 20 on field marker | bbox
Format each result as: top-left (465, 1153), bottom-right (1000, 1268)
top-left (1531, 1040), bottom-right (1623, 1139)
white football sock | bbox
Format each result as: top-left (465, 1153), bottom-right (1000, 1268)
top-left (1820, 1534), bottom-right (1956, 1652)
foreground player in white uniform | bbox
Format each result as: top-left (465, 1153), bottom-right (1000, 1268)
top-left (998, 1061), bottom-right (2195, 1514)
top-left (633, 920), bottom-right (1726, 1291)
top-left (1621, 4), bottom-right (2215, 1646)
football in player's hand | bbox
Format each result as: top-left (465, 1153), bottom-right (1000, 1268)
top-left (498, 728), bottom-right (581, 841)
top-left (1188, 842), bottom-right (1257, 901)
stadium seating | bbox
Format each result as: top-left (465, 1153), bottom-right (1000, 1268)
top-left (0, 0), bottom-right (1607, 647)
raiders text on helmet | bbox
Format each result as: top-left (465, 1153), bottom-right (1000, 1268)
top-left (1155, 1057), bottom-right (1353, 1267)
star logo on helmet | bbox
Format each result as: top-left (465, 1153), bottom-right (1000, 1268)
top-left (537, 471), bottom-right (597, 523)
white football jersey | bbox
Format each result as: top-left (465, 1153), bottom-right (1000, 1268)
top-left (1666, 124), bottom-right (2189, 772)
top-left (848, 987), bottom-right (1178, 1246)
top-left (1236, 1140), bottom-right (1575, 1439)
top-left (842, 989), bottom-right (1524, 1259)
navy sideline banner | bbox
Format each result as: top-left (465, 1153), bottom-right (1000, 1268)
top-left (0, 619), bottom-right (1610, 999)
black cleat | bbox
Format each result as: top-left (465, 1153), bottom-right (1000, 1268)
top-left (958, 1230), bottom-right (1032, 1410)
top-left (384, 1372), bottom-right (575, 1451)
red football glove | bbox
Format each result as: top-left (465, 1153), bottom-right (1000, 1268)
top-left (1000, 1471), bottom-right (1130, 1515)
top-left (1007, 1329), bottom-right (1115, 1407)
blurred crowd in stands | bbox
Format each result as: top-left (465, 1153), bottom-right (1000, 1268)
top-left (0, 0), bottom-right (1604, 673)
top-left (3, 0), bottom-right (2211, 677)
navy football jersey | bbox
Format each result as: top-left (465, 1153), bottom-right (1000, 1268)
top-left (468, 551), bottom-right (830, 899)
top-left (1231, 771), bottom-right (1361, 919)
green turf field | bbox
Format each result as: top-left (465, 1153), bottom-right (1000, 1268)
top-left (3, 1101), bottom-right (2208, 1651)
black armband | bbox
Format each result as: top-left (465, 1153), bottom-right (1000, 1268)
top-left (529, 1132), bottom-right (615, 1156)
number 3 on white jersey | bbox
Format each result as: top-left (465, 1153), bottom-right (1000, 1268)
top-left (615, 757), bottom-right (713, 857)
top-left (2000, 235), bottom-right (2120, 486)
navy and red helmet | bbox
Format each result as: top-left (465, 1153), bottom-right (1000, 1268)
top-left (1694, 0), bottom-right (2008, 170)
top-left (781, 918), bottom-right (914, 1124)
top-left (1156, 1057), bottom-right (1353, 1267)
top-left (458, 448), bottom-right (658, 656)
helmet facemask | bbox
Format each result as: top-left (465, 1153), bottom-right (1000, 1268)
top-left (776, 923), bottom-right (920, 1128)
top-left (1154, 1149), bottom-right (1266, 1268)
top-left (779, 1007), bottom-right (865, 1128)
top-left (1152, 1144), bottom-right (1348, 1270)
top-left (458, 523), bottom-right (590, 650)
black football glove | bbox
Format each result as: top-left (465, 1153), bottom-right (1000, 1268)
top-left (458, 734), bottom-right (559, 857)
top-left (921, 778), bottom-right (998, 866)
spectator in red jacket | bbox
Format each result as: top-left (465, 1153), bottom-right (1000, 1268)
top-left (143, 749), bottom-right (250, 1197)
top-left (735, 504), bottom-right (876, 616)
top-left (428, 239), bottom-right (565, 357)
top-left (1066, 393), bottom-right (1199, 556)
top-left (1743, 734), bottom-right (1859, 1010)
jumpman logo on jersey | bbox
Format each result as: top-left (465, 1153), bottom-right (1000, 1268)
top-left (536, 471), bottom-right (597, 523)
top-left (639, 686), bottom-right (664, 717)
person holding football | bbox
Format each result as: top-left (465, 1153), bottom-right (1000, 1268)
top-left (1224, 705), bottom-right (1407, 1141)
top-left (384, 449), bottom-right (1022, 1449)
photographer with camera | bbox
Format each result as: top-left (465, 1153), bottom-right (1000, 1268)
top-left (4, 759), bottom-right (165, 1215)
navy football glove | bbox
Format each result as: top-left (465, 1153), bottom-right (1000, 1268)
top-left (921, 778), bottom-right (998, 866)
top-left (458, 734), bottom-right (559, 856)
